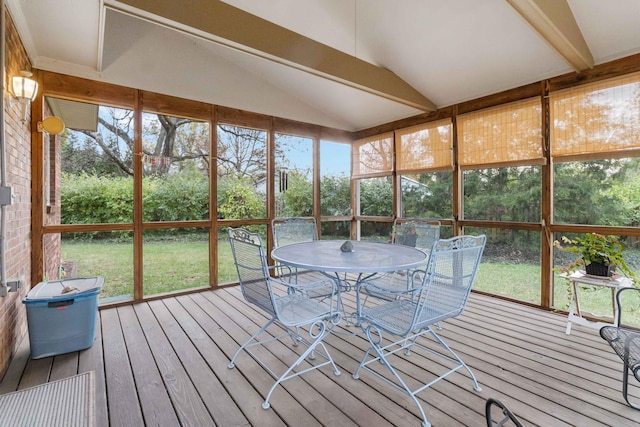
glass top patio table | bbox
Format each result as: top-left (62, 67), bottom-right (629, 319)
top-left (271, 240), bottom-right (428, 274)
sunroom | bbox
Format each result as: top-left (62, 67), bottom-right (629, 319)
top-left (1, 1), bottom-right (640, 426)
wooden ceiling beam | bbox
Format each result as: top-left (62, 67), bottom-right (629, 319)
top-left (105, 0), bottom-right (436, 111)
top-left (506, 0), bottom-right (594, 71)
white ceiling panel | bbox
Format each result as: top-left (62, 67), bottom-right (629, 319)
top-left (6, 0), bottom-right (640, 131)
top-left (568, 0), bottom-right (640, 64)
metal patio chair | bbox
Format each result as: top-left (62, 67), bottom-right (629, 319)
top-left (362, 218), bottom-right (440, 300)
top-left (272, 216), bottom-right (318, 247)
top-left (353, 235), bottom-right (486, 427)
top-left (227, 227), bottom-right (341, 409)
top-left (600, 286), bottom-right (640, 410)
top-left (272, 217), bottom-right (335, 299)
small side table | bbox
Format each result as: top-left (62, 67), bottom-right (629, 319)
top-left (561, 271), bottom-right (632, 335)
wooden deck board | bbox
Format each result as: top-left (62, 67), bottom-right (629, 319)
top-left (148, 299), bottom-right (250, 426)
top-left (78, 311), bottom-right (108, 427)
top-left (2, 288), bottom-right (640, 426)
top-left (171, 295), bottom-right (287, 427)
top-left (133, 302), bottom-right (216, 426)
top-left (188, 292), bottom-right (323, 427)
top-left (117, 305), bottom-right (180, 426)
top-left (202, 289), bottom-right (359, 426)
top-left (101, 306), bottom-right (145, 427)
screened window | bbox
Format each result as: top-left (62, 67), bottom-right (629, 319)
top-left (400, 172), bottom-right (452, 218)
top-left (274, 133), bottom-right (313, 217)
top-left (395, 119), bottom-right (453, 173)
top-left (551, 72), bottom-right (640, 159)
top-left (142, 113), bottom-right (210, 221)
top-left (352, 132), bottom-right (394, 178)
top-left (458, 98), bottom-right (543, 168)
top-left (56, 101), bottom-right (134, 225)
top-left (358, 176), bottom-right (393, 216)
top-left (320, 140), bottom-right (351, 217)
top-left (553, 159), bottom-right (640, 226)
top-left (466, 227), bottom-right (541, 304)
top-left (61, 231), bottom-right (134, 303)
top-left (464, 166), bottom-right (541, 222)
top-left (216, 124), bottom-right (267, 219)
top-left (143, 228), bottom-right (209, 297)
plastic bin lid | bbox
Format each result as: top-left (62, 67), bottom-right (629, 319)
top-left (24, 276), bottom-right (104, 301)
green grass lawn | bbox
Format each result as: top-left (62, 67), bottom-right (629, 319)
top-left (62, 238), bottom-right (640, 326)
top-left (474, 263), bottom-right (541, 303)
top-left (62, 239), bottom-right (211, 300)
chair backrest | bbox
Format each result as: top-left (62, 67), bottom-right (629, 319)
top-left (392, 218), bottom-right (440, 255)
top-left (485, 398), bottom-right (524, 427)
top-left (272, 217), bottom-right (318, 248)
top-left (415, 234), bottom-right (486, 326)
top-left (228, 227), bottom-right (276, 317)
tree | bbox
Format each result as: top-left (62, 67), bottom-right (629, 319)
top-left (360, 178), bottom-right (393, 216)
top-left (65, 108), bottom-right (210, 178)
top-left (401, 172), bottom-right (452, 218)
top-left (61, 131), bottom-right (127, 177)
top-left (218, 178), bottom-right (266, 220)
top-left (216, 125), bottom-right (267, 184)
top-left (74, 108), bottom-right (135, 176)
top-left (553, 160), bottom-right (627, 225)
top-left (320, 175), bottom-right (351, 216)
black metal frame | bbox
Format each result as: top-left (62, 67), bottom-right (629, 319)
top-left (485, 398), bottom-right (524, 427)
top-left (600, 286), bottom-right (640, 410)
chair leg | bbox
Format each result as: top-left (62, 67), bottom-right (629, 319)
top-left (262, 319), bottom-right (341, 409)
top-left (352, 326), bottom-right (432, 427)
top-left (392, 326), bottom-right (482, 392)
top-left (375, 349), bottom-right (431, 427)
top-left (428, 327), bottom-right (482, 392)
top-left (353, 325), bottom-right (481, 427)
top-left (228, 317), bottom-right (276, 369)
top-left (622, 360), bottom-right (640, 410)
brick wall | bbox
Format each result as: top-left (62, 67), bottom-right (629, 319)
top-left (0, 10), bottom-right (34, 378)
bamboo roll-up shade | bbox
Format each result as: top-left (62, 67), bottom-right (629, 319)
top-left (551, 72), bottom-right (640, 158)
top-left (458, 97), bottom-right (543, 168)
top-left (395, 119), bottom-right (453, 173)
top-left (352, 132), bottom-right (394, 178)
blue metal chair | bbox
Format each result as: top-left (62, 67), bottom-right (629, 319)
top-left (353, 235), bottom-right (486, 427)
top-left (227, 227), bottom-right (341, 409)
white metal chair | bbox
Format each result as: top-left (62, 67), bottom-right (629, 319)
top-left (392, 218), bottom-right (441, 250)
top-left (362, 218), bottom-right (440, 299)
top-left (353, 234), bottom-right (486, 427)
top-left (272, 217), bottom-right (334, 299)
top-left (227, 227), bottom-right (341, 409)
top-left (272, 216), bottom-right (318, 247)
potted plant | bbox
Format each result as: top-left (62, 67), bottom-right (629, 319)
top-left (554, 233), bottom-right (636, 279)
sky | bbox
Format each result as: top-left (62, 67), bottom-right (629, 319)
top-left (276, 135), bottom-right (351, 177)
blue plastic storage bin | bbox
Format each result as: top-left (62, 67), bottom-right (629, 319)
top-left (23, 277), bottom-right (104, 359)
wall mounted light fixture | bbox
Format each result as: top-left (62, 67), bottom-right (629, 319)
top-left (8, 70), bottom-right (38, 122)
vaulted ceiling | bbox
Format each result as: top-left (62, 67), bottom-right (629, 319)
top-left (7, 0), bottom-right (640, 131)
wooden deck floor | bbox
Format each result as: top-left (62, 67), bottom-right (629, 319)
top-left (1, 287), bottom-right (639, 426)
